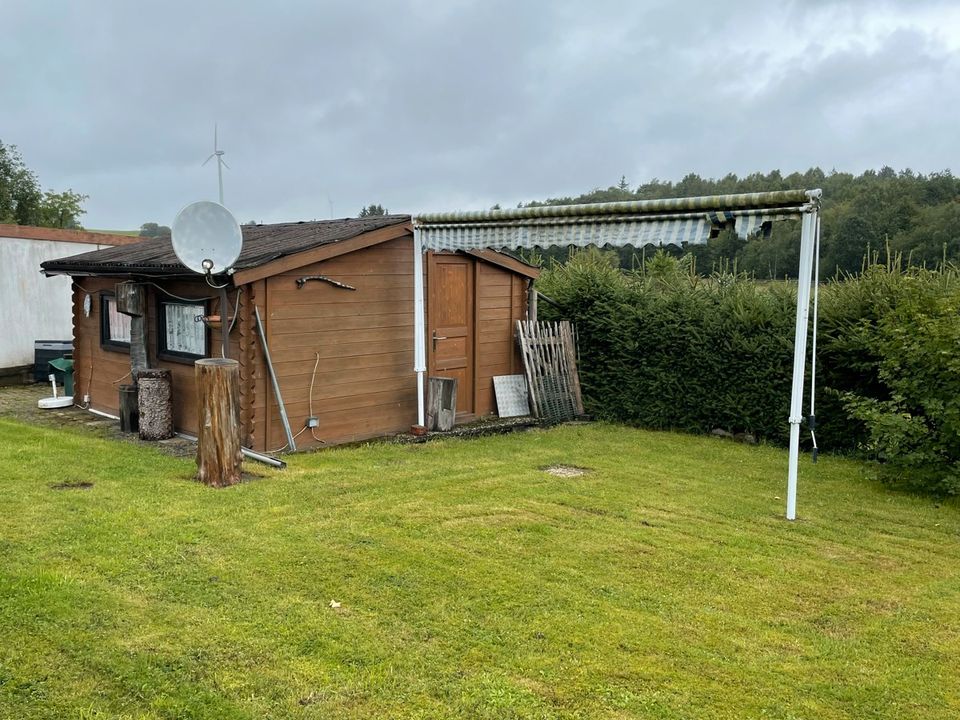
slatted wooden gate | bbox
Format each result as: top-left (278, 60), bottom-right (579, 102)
top-left (516, 320), bottom-right (584, 423)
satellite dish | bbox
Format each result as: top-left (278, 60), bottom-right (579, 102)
top-left (171, 201), bottom-right (242, 275)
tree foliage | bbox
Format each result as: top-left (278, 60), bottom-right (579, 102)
top-left (0, 140), bottom-right (87, 228)
top-left (38, 189), bottom-right (89, 229)
top-left (139, 222), bottom-right (172, 239)
top-left (521, 167), bottom-right (960, 278)
top-left (0, 141), bottom-right (42, 225)
top-left (358, 204), bottom-right (388, 217)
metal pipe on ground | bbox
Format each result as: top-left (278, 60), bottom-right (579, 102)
top-left (175, 432), bottom-right (287, 469)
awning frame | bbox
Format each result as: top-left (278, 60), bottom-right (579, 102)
top-left (412, 188), bottom-right (822, 521)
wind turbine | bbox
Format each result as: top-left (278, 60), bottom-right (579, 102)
top-left (202, 123), bottom-right (229, 205)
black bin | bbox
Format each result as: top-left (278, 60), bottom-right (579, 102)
top-left (34, 340), bottom-right (73, 383)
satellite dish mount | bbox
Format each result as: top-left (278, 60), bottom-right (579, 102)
top-left (171, 200), bottom-right (243, 359)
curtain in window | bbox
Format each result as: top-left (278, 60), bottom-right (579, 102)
top-left (106, 298), bottom-right (132, 342)
top-left (164, 303), bottom-right (206, 356)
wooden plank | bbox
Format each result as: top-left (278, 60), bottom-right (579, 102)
top-left (275, 362), bottom-right (414, 389)
top-left (477, 286), bottom-right (513, 301)
top-left (517, 320), bottom-right (539, 417)
top-left (475, 273), bottom-right (513, 288)
top-left (268, 314), bottom-right (412, 336)
top-left (263, 341), bottom-right (413, 364)
top-left (270, 349), bottom-right (411, 374)
top-left (268, 325), bottom-right (412, 350)
top-left (266, 285), bottom-right (416, 306)
top-left (561, 321), bottom-right (585, 415)
top-left (268, 273), bottom-right (415, 296)
top-left (479, 329), bottom-right (512, 345)
top-left (479, 306), bottom-right (512, 321)
top-left (269, 300), bottom-right (413, 320)
top-left (465, 249), bottom-right (540, 279)
top-left (276, 386), bottom-right (418, 418)
top-left (276, 370), bottom-right (415, 400)
top-left (480, 321), bottom-right (512, 338)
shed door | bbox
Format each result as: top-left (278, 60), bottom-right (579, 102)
top-left (429, 254), bottom-right (474, 415)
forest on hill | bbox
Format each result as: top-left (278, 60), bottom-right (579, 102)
top-left (520, 167), bottom-right (960, 278)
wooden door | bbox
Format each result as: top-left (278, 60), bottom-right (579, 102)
top-left (429, 254), bottom-right (475, 415)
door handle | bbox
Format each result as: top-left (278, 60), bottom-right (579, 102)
top-left (432, 330), bottom-right (447, 350)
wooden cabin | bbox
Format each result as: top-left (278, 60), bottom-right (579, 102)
top-left (41, 215), bottom-right (539, 451)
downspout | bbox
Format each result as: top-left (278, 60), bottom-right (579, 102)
top-left (412, 224), bottom-right (427, 429)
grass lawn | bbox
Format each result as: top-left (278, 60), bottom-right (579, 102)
top-left (1, 418), bottom-right (958, 719)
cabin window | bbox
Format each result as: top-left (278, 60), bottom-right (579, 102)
top-left (158, 300), bottom-right (208, 360)
top-left (100, 293), bottom-right (131, 351)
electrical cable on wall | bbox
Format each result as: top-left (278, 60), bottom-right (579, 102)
top-left (309, 351), bottom-right (324, 444)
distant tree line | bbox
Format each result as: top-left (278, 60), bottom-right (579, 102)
top-left (359, 204), bottom-right (388, 217)
top-left (518, 167), bottom-right (960, 278)
top-left (138, 222), bottom-right (171, 240)
top-left (0, 140), bottom-right (88, 229)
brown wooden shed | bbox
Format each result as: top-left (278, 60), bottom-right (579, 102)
top-left (41, 215), bottom-right (538, 451)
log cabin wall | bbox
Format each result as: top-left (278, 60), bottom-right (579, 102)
top-left (70, 243), bottom-right (532, 453)
top-left (72, 277), bottom-right (135, 419)
top-left (71, 276), bottom-right (248, 438)
top-left (474, 262), bottom-right (527, 416)
top-left (261, 236), bottom-right (417, 450)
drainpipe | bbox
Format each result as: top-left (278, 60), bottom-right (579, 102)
top-left (413, 225), bottom-right (427, 429)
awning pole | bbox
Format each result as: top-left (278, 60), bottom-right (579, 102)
top-left (786, 206), bottom-right (818, 520)
top-left (413, 226), bottom-right (427, 427)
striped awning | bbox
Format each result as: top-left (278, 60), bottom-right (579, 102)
top-left (415, 190), bottom-right (816, 252)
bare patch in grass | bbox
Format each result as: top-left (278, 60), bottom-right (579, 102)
top-left (541, 464), bottom-right (591, 478)
top-left (50, 480), bottom-right (93, 490)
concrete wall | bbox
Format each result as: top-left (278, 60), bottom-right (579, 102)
top-left (0, 236), bottom-right (113, 369)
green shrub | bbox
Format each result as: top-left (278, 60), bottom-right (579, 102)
top-left (838, 273), bottom-right (960, 494)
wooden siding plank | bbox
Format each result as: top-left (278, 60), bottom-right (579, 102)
top-left (266, 313), bottom-right (412, 336)
top-left (268, 325), bottom-right (412, 350)
top-left (269, 300), bottom-right (413, 320)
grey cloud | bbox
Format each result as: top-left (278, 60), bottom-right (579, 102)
top-left (1, 0), bottom-right (956, 229)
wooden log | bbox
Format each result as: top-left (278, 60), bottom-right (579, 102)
top-left (137, 368), bottom-right (173, 440)
top-left (427, 376), bottom-right (458, 431)
top-left (195, 358), bottom-right (243, 487)
top-left (119, 384), bottom-right (138, 433)
top-left (115, 281), bottom-right (145, 316)
top-left (115, 282), bottom-right (149, 378)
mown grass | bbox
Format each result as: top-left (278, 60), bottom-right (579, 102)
top-left (1, 418), bottom-right (958, 719)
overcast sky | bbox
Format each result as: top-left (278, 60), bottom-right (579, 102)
top-left (2, 0), bottom-right (958, 230)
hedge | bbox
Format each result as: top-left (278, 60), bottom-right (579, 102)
top-left (537, 249), bottom-right (960, 494)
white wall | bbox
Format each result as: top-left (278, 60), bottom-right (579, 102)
top-left (0, 237), bottom-right (106, 369)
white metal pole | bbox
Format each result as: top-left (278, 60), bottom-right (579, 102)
top-left (412, 226), bottom-right (427, 427)
top-left (786, 207), bottom-right (818, 520)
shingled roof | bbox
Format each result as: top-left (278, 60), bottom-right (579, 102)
top-left (41, 215), bottom-right (411, 277)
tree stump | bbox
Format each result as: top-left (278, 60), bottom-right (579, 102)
top-left (195, 358), bottom-right (242, 487)
top-left (137, 369), bottom-right (173, 440)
